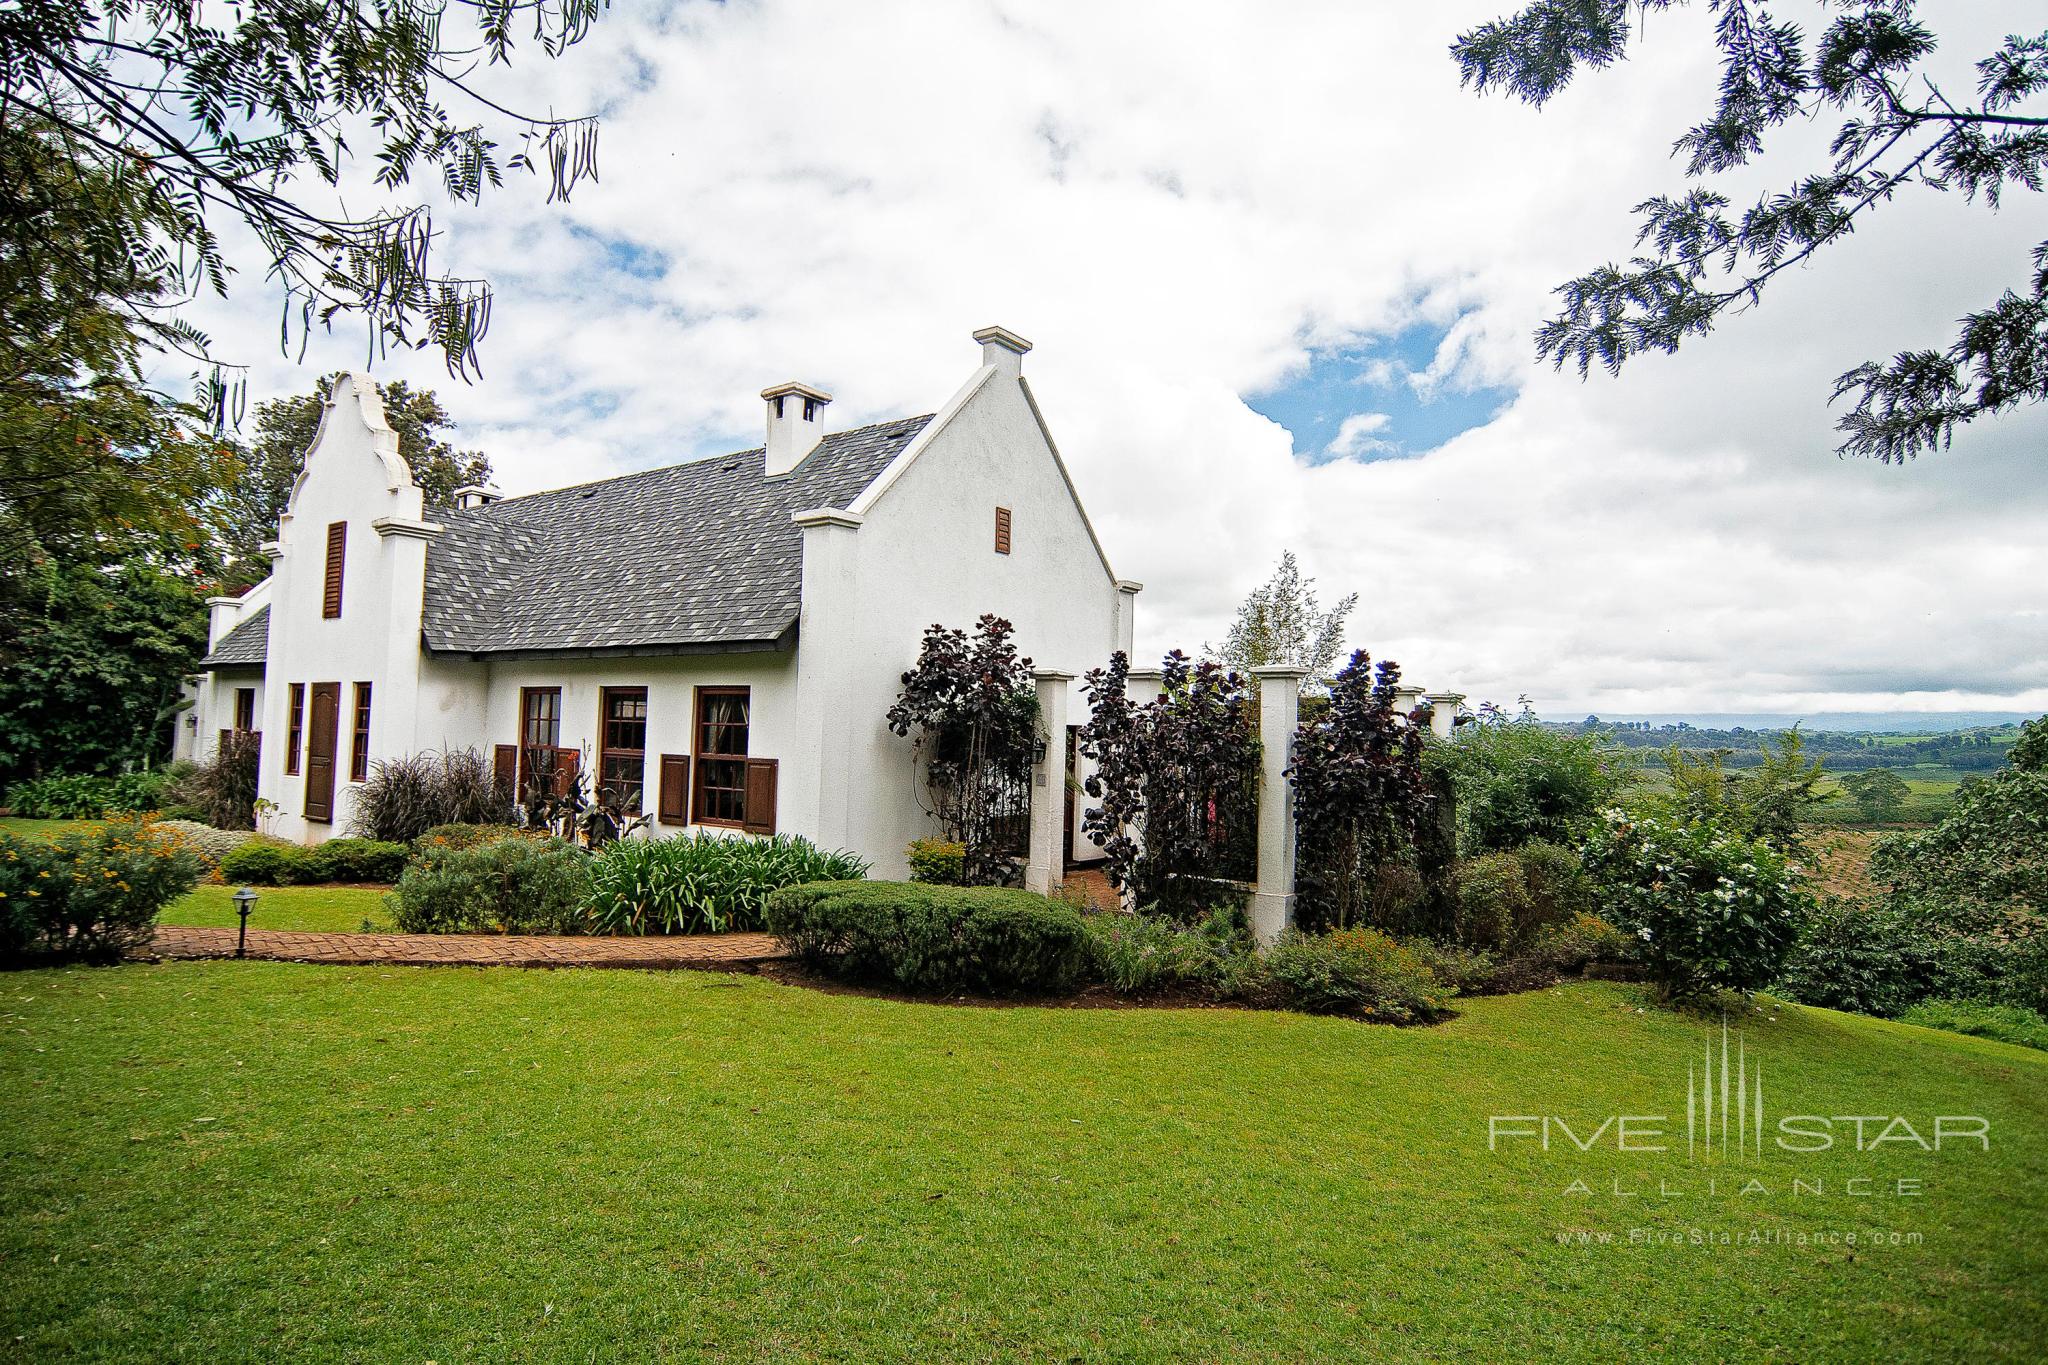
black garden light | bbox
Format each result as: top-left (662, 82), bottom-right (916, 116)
top-left (231, 887), bottom-right (258, 959)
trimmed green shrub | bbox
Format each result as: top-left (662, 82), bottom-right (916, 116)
top-left (388, 836), bottom-right (591, 935)
top-left (1082, 905), bottom-right (1253, 997)
top-left (0, 818), bottom-right (202, 964)
top-left (1899, 999), bottom-right (2048, 1052)
top-left (1775, 897), bottom-right (2046, 1019)
top-left (219, 840), bottom-right (301, 886)
top-left (1584, 811), bottom-right (1807, 999)
top-left (1250, 929), bottom-right (1450, 1022)
top-left (905, 838), bottom-right (967, 886)
top-left (766, 880), bottom-right (1092, 995)
top-left (586, 833), bottom-right (869, 935)
top-left (302, 838), bottom-right (408, 884)
top-left (5, 770), bottom-right (174, 819)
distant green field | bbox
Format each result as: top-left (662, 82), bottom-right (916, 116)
top-left (1811, 767), bottom-right (1969, 828)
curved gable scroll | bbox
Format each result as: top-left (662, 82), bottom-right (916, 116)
top-left (281, 373), bottom-right (423, 526)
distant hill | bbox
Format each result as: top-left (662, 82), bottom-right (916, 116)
top-left (1572, 712), bottom-right (2037, 734)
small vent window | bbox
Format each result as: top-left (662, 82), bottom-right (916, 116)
top-left (322, 521), bottom-right (346, 618)
top-left (994, 506), bottom-right (1012, 555)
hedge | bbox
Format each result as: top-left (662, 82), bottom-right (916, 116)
top-left (766, 880), bottom-right (1092, 995)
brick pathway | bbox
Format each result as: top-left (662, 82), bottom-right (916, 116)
top-left (148, 925), bottom-right (786, 971)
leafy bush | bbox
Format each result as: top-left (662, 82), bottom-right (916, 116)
top-left (766, 880), bottom-right (1093, 995)
top-left (5, 770), bottom-right (175, 819)
top-left (1078, 650), bottom-right (1260, 920)
top-left (1583, 811), bottom-right (1807, 999)
top-left (1453, 840), bottom-right (1592, 953)
top-left (906, 838), bottom-right (967, 885)
top-left (388, 836), bottom-right (591, 935)
top-left (0, 819), bottom-right (202, 964)
top-left (1649, 730), bottom-right (1832, 857)
top-left (181, 731), bottom-right (262, 830)
top-left (413, 823), bottom-right (530, 854)
top-left (146, 819), bottom-right (255, 873)
top-left (1397, 936), bottom-right (1499, 994)
top-left (1082, 905), bottom-right (1253, 997)
top-left (303, 838), bottom-right (408, 884)
top-left (1869, 718), bottom-right (2047, 917)
top-left (1526, 913), bottom-right (1634, 974)
top-left (1249, 929), bottom-right (1450, 1022)
top-left (586, 833), bottom-right (869, 935)
top-left (1291, 651), bottom-right (1440, 935)
top-left (352, 748), bottom-right (517, 844)
top-left (219, 840), bottom-right (301, 887)
top-left (1899, 999), bottom-right (2048, 1052)
top-left (1430, 714), bottom-right (1634, 855)
top-left (1775, 897), bottom-right (2047, 1019)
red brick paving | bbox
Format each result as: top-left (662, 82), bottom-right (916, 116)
top-left (147, 925), bottom-right (786, 970)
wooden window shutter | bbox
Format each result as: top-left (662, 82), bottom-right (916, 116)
top-left (742, 758), bottom-right (778, 835)
top-left (322, 521), bottom-right (346, 618)
top-left (493, 744), bottom-right (518, 795)
top-left (658, 754), bottom-right (691, 826)
top-left (994, 506), bottom-right (1012, 554)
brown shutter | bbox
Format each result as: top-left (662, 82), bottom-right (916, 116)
top-left (493, 744), bottom-right (518, 796)
top-left (658, 754), bottom-right (691, 826)
top-left (550, 747), bottom-right (580, 798)
top-left (322, 521), bottom-right (346, 618)
top-left (742, 758), bottom-right (778, 835)
top-left (994, 506), bottom-right (1012, 554)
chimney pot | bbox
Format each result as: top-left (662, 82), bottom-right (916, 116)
top-left (762, 380), bottom-right (832, 476)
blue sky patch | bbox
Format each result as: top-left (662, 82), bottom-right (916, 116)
top-left (1247, 321), bottom-right (1518, 462)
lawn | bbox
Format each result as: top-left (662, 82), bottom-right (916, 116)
top-left (160, 884), bottom-right (392, 933)
top-left (2, 968), bottom-right (2042, 1360)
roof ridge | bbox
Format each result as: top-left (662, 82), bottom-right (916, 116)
top-left (468, 412), bottom-right (938, 514)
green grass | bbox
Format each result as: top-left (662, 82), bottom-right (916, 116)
top-left (159, 884), bottom-right (392, 933)
top-left (0, 816), bottom-right (101, 840)
top-left (1, 969), bottom-right (2042, 1360)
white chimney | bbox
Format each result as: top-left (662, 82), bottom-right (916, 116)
top-left (973, 325), bottom-right (1032, 378)
top-left (762, 381), bottom-right (832, 477)
top-left (454, 484), bottom-right (501, 510)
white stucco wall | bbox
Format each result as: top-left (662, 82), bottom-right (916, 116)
top-left (251, 376), bottom-right (435, 843)
top-left (792, 349), bottom-right (1130, 876)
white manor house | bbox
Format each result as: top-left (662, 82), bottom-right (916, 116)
top-left (180, 327), bottom-right (1139, 879)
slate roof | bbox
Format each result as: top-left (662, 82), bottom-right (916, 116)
top-left (419, 415), bottom-right (929, 656)
top-left (200, 605), bottom-right (269, 668)
top-left (198, 417), bottom-right (929, 667)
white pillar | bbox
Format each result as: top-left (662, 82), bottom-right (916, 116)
top-left (1125, 667), bottom-right (1164, 706)
top-left (1025, 671), bottom-right (1074, 896)
top-left (1424, 692), bottom-right (1465, 740)
top-left (1250, 665), bottom-right (1306, 947)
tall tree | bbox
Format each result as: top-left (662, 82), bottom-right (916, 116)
top-left (1211, 550), bottom-right (1358, 690)
top-left (1, 0), bottom-right (605, 396)
top-left (0, 119), bottom-right (234, 572)
top-left (1454, 3), bottom-right (2048, 464)
top-left (217, 376), bottom-right (492, 586)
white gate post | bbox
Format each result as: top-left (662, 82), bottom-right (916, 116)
top-left (1025, 671), bottom-right (1074, 896)
top-left (1249, 666), bottom-right (1306, 947)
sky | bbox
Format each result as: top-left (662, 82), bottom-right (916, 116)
top-left (168, 0), bottom-right (2047, 718)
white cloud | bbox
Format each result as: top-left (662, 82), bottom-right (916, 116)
top-left (1325, 412), bottom-right (1393, 459)
top-left (169, 0), bottom-right (2048, 716)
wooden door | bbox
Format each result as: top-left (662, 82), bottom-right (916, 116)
top-left (305, 682), bottom-right (340, 823)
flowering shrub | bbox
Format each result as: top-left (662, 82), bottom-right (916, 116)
top-left (147, 818), bottom-right (256, 874)
top-left (1583, 810), bottom-right (1807, 998)
top-left (0, 819), bottom-right (203, 964)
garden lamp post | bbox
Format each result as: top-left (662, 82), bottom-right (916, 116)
top-left (231, 887), bottom-right (258, 959)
